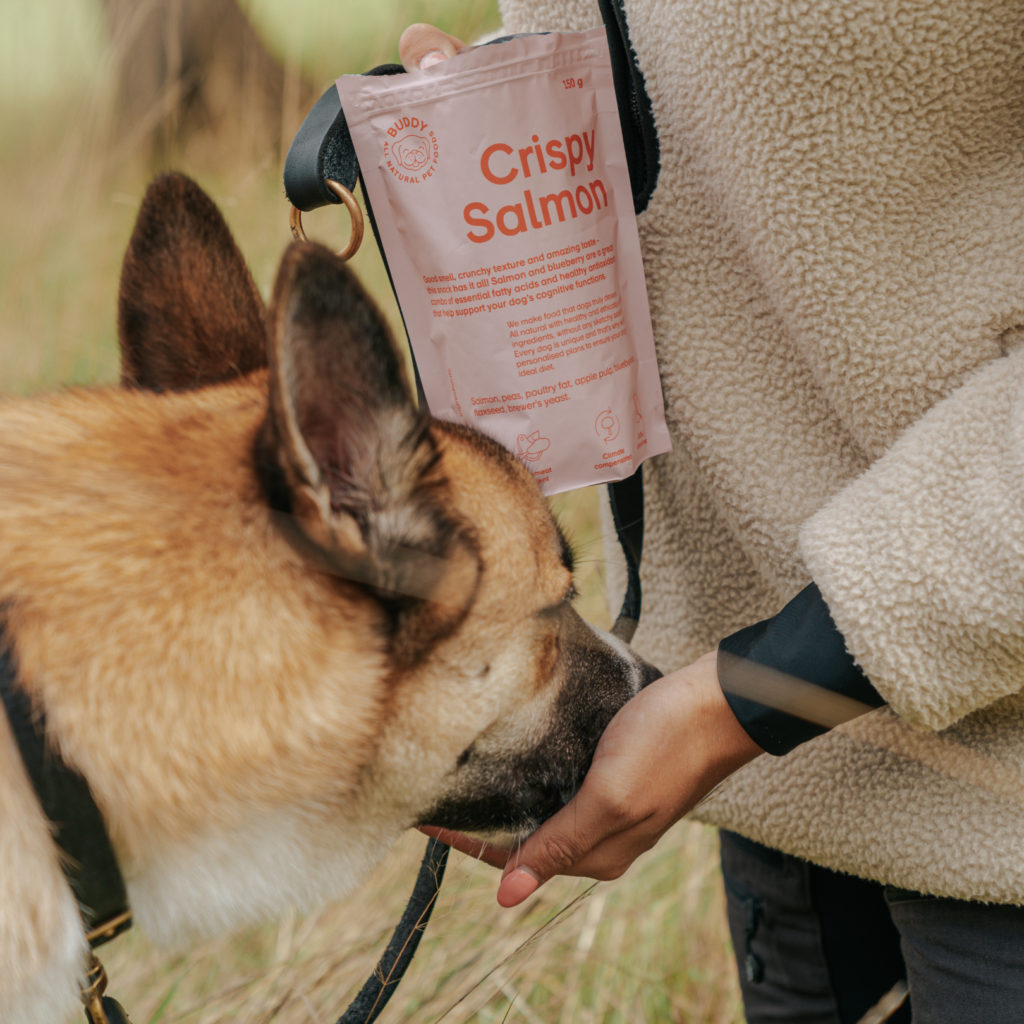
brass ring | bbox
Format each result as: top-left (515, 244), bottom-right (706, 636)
top-left (289, 180), bottom-right (365, 261)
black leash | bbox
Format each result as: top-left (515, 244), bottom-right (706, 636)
top-left (336, 838), bottom-right (449, 1024)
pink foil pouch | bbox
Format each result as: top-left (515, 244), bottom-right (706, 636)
top-left (336, 28), bottom-right (670, 494)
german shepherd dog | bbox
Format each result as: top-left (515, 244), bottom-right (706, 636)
top-left (0, 174), bottom-right (657, 1023)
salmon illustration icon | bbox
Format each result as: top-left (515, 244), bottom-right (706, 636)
top-left (392, 134), bottom-right (431, 172)
top-left (517, 430), bottom-right (551, 462)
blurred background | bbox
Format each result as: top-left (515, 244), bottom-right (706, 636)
top-left (0, 0), bottom-right (500, 391)
top-left (0, 2), bottom-right (742, 1020)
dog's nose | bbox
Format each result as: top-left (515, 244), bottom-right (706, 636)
top-left (638, 658), bottom-right (662, 688)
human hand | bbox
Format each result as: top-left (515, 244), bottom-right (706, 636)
top-left (398, 24), bottom-right (465, 72)
top-left (420, 651), bottom-right (763, 907)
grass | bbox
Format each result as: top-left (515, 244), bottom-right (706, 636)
top-left (0, 2), bottom-right (744, 1020)
top-left (98, 824), bottom-right (741, 1024)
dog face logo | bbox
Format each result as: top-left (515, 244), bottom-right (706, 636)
top-left (384, 117), bottom-right (440, 181)
top-left (392, 134), bottom-right (430, 172)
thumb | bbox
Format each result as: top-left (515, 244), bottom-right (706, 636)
top-left (399, 24), bottom-right (465, 73)
top-left (496, 802), bottom-right (605, 908)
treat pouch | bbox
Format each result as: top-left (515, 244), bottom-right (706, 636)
top-left (336, 28), bottom-right (670, 494)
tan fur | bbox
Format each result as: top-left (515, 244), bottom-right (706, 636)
top-left (2, 380), bottom-right (394, 841)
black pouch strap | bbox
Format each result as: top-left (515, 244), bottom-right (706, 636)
top-left (284, 64), bottom-right (404, 211)
top-left (608, 470), bottom-right (644, 641)
top-left (597, 0), bottom-right (660, 214)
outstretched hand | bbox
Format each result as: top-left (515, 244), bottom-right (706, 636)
top-left (420, 651), bottom-right (762, 907)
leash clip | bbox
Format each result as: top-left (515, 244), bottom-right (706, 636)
top-left (290, 180), bottom-right (364, 261)
top-left (81, 952), bottom-right (131, 1024)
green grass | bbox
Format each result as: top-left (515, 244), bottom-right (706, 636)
top-left (0, 3), bottom-right (744, 1020)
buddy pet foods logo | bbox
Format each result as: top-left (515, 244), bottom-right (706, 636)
top-left (384, 116), bottom-right (439, 183)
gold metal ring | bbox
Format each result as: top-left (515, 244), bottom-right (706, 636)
top-left (289, 180), bottom-right (365, 261)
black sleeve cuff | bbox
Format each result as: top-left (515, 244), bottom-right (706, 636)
top-left (718, 583), bottom-right (885, 756)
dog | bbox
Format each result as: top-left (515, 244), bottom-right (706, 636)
top-left (0, 173), bottom-right (658, 1024)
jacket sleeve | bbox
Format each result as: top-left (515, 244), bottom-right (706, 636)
top-left (795, 346), bottom-right (1024, 734)
top-left (718, 583), bottom-right (885, 755)
top-left (720, 345), bottom-right (1024, 750)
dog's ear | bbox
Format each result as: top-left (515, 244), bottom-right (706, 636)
top-left (261, 242), bottom-right (479, 656)
top-left (118, 172), bottom-right (266, 392)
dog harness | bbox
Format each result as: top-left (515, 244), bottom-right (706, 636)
top-left (0, 625), bottom-right (133, 1024)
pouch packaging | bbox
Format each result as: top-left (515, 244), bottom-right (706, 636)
top-left (336, 28), bottom-right (671, 494)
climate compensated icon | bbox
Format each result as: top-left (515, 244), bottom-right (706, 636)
top-left (517, 430), bottom-right (551, 462)
top-left (595, 408), bottom-right (620, 445)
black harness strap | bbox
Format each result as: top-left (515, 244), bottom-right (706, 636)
top-left (0, 625), bottom-right (132, 947)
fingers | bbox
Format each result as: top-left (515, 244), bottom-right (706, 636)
top-left (416, 826), bottom-right (511, 869)
top-left (419, 804), bottom-right (661, 909)
top-left (399, 24), bottom-right (465, 73)
top-left (422, 655), bottom-right (758, 910)
top-left (496, 787), bottom-right (644, 907)
top-left (497, 815), bottom-right (666, 907)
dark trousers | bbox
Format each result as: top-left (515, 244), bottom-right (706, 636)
top-left (720, 831), bottom-right (1024, 1024)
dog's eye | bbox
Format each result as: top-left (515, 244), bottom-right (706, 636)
top-left (557, 531), bottom-right (575, 573)
top-left (538, 582), bottom-right (576, 618)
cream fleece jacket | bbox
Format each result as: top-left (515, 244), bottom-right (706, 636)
top-left (500, 0), bottom-right (1024, 903)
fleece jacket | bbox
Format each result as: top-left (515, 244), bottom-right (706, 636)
top-left (500, 0), bottom-right (1024, 904)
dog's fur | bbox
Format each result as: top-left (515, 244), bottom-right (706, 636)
top-left (0, 174), bottom-right (656, 1023)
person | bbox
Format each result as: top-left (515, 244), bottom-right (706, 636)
top-left (399, 5), bottom-right (1024, 1021)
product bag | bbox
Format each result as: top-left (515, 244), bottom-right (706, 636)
top-left (331, 28), bottom-right (669, 495)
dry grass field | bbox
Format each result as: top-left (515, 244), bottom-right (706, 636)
top-left (0, 2), bottom-right (744, 1021)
